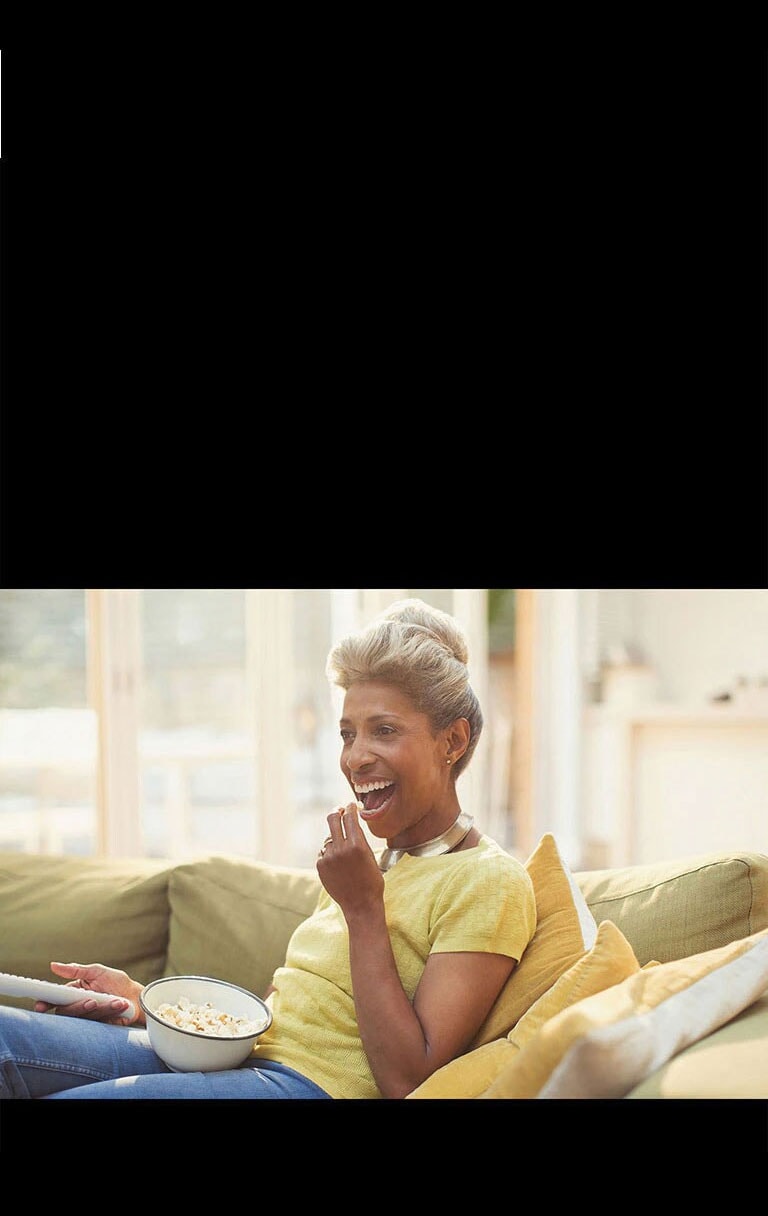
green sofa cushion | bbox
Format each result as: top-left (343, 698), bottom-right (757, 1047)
top-left (164, 855), bottom-right (321, 998)
top-left (576, 849), bottom-right (768, 966)
top-left (0, 851), bottom-right (173, 1007)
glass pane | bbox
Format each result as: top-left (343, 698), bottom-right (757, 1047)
top-left (291, 590), bottom-right (351, 865)
top-left (0, 589), bottom-right (98, 854)
top-left (138, 590), bottom-right (256, 858)
top-left (0, 589), bottom-right (497, 865)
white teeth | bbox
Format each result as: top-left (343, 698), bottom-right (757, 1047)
top-left (354, 780), bottom-right (392, 794)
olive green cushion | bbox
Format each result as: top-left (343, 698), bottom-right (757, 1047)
top-left (164, 855), bottom-right (321, 998)
top-left (0, 851), bottom-right (173, 1007)
top-left (576, 849), bottom-right (768, 967)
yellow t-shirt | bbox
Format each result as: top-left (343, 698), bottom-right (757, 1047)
top-left (252, 835), bottom-right (536, 1099)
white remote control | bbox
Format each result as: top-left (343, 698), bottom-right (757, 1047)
top-left (0, 971), bottom-right (136, 1020)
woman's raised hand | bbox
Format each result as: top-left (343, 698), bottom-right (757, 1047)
top-left (317, 802), bottom-right (384, 916)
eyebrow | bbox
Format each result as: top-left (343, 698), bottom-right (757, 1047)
top-left (339, 712), bottom-right (405, 727)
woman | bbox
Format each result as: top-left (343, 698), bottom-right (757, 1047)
top-left (0, 599), bottom-right (536, 1099)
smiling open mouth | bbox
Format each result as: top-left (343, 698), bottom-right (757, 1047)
top-left (354, 781), bottom-right (395, 816)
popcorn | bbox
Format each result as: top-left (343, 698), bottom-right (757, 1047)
top-left (155, 996), bottom-right (263, 1038)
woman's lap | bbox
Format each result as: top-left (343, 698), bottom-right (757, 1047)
top-left (0, 1005), bottom-right (331, 1099)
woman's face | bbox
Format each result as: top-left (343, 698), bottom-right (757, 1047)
top-left (338, 679), bottom-right (456, 847)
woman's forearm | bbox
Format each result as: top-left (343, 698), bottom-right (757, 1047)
top-left (345, 908), bottom-right (433, 1099)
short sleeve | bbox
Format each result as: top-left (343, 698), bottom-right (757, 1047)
top-left (429, 851), bottom-right (536, 963)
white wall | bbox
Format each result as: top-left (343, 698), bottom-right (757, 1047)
top-left (636, 589), bottom-right (768, 703)
top-left (528, 590), bottom-right (583, 863)
top-left (577, 589), bottom-right (768, 866)
top-left (589, 589), bottom-right (768, 704)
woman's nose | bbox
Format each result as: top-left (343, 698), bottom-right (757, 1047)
top-left (346, 737), bottom-right (373, 770)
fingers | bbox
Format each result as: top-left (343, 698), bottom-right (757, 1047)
top-left (50, 961), bottom-right (92, 983)
top-left (319, 802), bottom-right (364, 860)
top-left (58, 1000), bottom-right (131, 1024)
top-left (325, 800), bottom-right (363, 839)
top-left (339, 802), bottom-right (364, 839)
top-left (325, 805), bottom-right (347, 840)
top-left (50, 961), bottom-right (78, 976)
top-left (326, 804), bottom-right (349, 838)
top-left (83, 997), bottom-right (133, 1023)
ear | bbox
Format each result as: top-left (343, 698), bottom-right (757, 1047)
top-left (444, 717), bottom-right (471, 765)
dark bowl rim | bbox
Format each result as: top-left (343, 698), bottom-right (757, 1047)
top-left (139, 975), bottom-right (273, 1042)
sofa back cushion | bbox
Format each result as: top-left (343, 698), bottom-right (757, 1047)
top-left (0, 851), bottom-right (173, 1006)
top-left (165, 855), bottom-right (321, 998)
top-left (575, 849), bottom-right (768, 966)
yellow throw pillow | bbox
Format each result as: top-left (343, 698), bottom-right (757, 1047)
top-left (470, 833), bottom-right (597, 1047)
top-left (481, 926), bottom-right (768, 1099)
top-left (405, 1039), bottom-right (518, 1099)
top-left (508, 918), bottom-right (640, 1051)
top-left (408, 917), bottom-right (638, 1098)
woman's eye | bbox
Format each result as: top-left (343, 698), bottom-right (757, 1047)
top-left (340, 729), bottom-right (354, 742)
top-left (376, 725), bottom-right (395, 736)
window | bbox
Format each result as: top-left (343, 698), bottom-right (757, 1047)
top-left (0, 590), bottom-right (98, 853)
top-left (138, 589), bottom-right (253, 858)
top-left (0, 589), bottom-right (495, 864)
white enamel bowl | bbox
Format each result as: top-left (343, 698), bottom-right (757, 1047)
top-left (140, 975), bottom-right (272, 1073)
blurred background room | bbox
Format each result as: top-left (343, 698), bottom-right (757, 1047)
top-left (0, 588), bottom-right (766, 871)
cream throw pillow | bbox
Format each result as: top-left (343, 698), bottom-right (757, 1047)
top-left (481, 926), bottom-right (768, 1099)
top-left (470, 832), bottom-right (597, 1047)
top-left (408, 917), bottom-right (638, 1098)
top-left (628, 991), bottom-right (768, 1098)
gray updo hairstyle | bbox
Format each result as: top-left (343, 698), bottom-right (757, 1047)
top-left (325, 597), bottom-right (483, 777)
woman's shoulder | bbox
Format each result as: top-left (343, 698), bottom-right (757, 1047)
top-left (475, 833), bottom-right (526, 867)
top-left (434, 837), bottom-right (535, 929)
top-left (458, 835), bottom-right (533, 887)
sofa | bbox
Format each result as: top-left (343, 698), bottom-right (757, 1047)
top-left (1, 835), bottom-right (767, 1103)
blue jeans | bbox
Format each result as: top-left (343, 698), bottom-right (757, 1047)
top-left (0, 1005), bottom-right (332, 1099)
